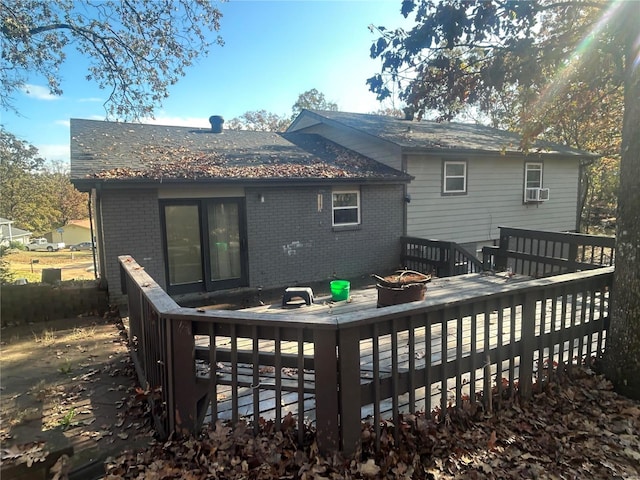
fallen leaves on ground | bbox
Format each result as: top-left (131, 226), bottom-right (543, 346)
top-left (104, 367), bottom-right (640, 479)
top-left (0, 441), bottom-right (48, 467)
top-left (0, 315), bottom-right (154, 475)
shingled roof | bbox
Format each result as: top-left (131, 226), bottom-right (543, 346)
top-left (290, 110), bottom-right (596, 158)
top-left (70, 119), bottom-right (410, 189)
top-left (0, 218), bottom-right (31, 241)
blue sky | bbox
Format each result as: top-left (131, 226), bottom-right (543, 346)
top-left (2, 1), bottom-right (410, 166)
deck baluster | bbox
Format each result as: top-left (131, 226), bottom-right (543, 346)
top-left (120, 253), bottom-right (613, 455)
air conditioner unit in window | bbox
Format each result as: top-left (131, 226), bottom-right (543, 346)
top-left (525, 187), bottom-right (550, 202)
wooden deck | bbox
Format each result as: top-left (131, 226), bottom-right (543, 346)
top-left (244, 271), bottom-right (526, 317)
top-left (120, 232), bottom-right (614, 452)
top-left (204, 272), bottom-right (542, 422)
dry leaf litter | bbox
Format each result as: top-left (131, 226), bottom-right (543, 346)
top-left (103, 366), bottom-right (640, 479)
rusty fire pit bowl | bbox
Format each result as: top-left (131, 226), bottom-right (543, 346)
top-left (373, 270), bottom-right (431, 307)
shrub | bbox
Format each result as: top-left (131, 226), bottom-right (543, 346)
top-left (9, 240), bottom-right (25, 250)
top-left (0, 254), bottom-right (14, 285)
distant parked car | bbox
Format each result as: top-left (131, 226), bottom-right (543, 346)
top-left (25, 238), bottom-right (65, 252)
top-left (70, 242), bottom-right (94, 251)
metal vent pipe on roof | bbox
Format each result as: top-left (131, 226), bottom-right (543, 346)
top-left (209, 115), bottom-right (224, 133)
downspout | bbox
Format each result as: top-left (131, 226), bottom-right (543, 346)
top-left (88, 192), bottom-right (98, 279)
top-left (93, 184), bottom-right (107, 289)
top-left (402, 153), bottom-right (409, 236)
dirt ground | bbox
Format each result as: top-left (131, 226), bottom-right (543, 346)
top-left (4, 249), bottom-right (97, 283)
top-left (0, 315), bottom-right (153, 479)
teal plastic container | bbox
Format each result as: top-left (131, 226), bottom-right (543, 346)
top-left (330, 280), bottom-right (350, 301)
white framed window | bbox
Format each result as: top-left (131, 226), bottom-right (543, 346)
top-left (332, 190), bottom-right (360, 226)
top-left (525, 162), bottom-right (543, 189)
top-left (443, 160), bottom-right (467, 194)
top-left (524, 162), bottom-right (549, 202)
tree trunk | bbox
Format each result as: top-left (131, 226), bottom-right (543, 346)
top-left (603, 7), bottom-right (640, 399)
top-left (576, 160), bottom-right (591, 233)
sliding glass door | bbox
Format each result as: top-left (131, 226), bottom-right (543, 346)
top-left (162, 198), bottom-right (247, 294)
top-left (165, 204), bottom-right (203, 287)
top-left (206, 200), bottom-right (244, 288)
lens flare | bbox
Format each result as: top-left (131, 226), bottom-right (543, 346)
top-left (529, 1), bottom-right (629, 121)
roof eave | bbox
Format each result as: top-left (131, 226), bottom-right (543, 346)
top-left (401, 145), bottom-right (598, 159)
top-left (71, 175), bottom-right (411, 191)
top-left (292, 111), bottom-right (598, 159)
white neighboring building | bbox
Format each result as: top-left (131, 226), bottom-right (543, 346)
top-left (0, 217), bottom-right (31, 246)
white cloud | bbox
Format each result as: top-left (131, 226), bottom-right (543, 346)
top-left (55, 120), bottom-right (70, 128)
top-left (21, 84), bottom-right (59, 101)
top-left (78, 97), bottom-right (103, 103)
top-left (141, 115), bottom-right (210, 128)
top-left (37, 144), bottom-right (69, 163)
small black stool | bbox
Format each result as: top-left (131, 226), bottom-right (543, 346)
top-left (282, 287), bottom-right (314, 306)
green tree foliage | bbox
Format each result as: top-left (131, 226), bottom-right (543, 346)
top-left (228, 89), bottom-right (340, 132)
top-left (226, 110), bottom-right (290, 132)
top-left (0, 242), bottom-right (23, 284)
top-left (0, 127), bottom-right (44, 223)
top-left (369, 0), bottom-right (639, 398)
top-left (368, 2), bottom-right (621, 126)
top-left (582, 158), bottom-right (619, 233)
top-left (0, 129), bottom-right (88, 235)
top-left (532, 69), bottom-right (623, 232)
top-left (39, 160), bottom-right (88, 225)
top-left (0, 252), bottom-right (14, 285)
top-left (1, 0), bottom-right (223, 120)
top-left (291, 88), bottom-right (338, 119)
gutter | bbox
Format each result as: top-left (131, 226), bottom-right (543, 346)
top-left (401, 146), bottom-right (599, 160)
top-left (71, 175), bottom-right (414, 192)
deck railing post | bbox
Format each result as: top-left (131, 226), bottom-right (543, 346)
top-left (482, 246), bottom-right (498, 271)
top-left (400, 237), bottom-right (408, 265)
top-left (519, 292), bottom-right (538, 399)
top-left (337, 326), bottom-right (362, 455)
top-left (496, 229), bottom-right (509, 272)
top-left (167, 317), bottom-right (199, 435)
top-left (447, 242), bottom-right (455, 276)
top-left (313, 328), bottom-right (340, 453)
top-left (568, 242), bottom-right (579, 272)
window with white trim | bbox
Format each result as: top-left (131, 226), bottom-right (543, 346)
top-left (524, 162), bottom-right (548, 202)
top-left (525, 162), bottom-right (543, 189)
top-left (332, 190), bottom-right (360, 226)
top-left (443, 160), bottom-right (467, 194)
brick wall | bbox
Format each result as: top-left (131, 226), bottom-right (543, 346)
top-left (98, 184), bottom-right (404, 302)
top-left (245, 184), bottom-right (404, 288)
top-left (99, 188), bottom-right (165, 302)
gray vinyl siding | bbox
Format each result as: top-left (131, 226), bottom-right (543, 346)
top-left (292, 123), bottom-right (402, 171)
top-left (406, 155), bottom-right (580, 244)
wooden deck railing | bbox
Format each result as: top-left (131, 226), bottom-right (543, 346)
top-left (401, 236), bottom-right (483, 277)
top-left (120, 254), bottom-right (612, 455)
top-left (483, 226), bottom-right (615, 277)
